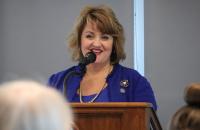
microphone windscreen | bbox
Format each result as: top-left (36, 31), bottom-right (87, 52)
top-left (85, 52), bottom-right (96, 65)
top-left (79, 52), bottom-right (96, 66)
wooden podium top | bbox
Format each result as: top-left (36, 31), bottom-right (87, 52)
top-left (71, 102), bottom-right (152, 108)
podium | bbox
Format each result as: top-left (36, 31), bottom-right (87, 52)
top-left (71, 102), bottom-right (162, 130)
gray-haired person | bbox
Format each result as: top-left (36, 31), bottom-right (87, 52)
top-left (0, 80), bottom-right (73, 130)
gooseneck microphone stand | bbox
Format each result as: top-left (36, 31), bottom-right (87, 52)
top-left (63, 64), bottom-right (86, 97)
top-left (63, 52), bottom-right (96, 97)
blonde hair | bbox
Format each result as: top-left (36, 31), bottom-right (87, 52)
top-left (169, 83), bottom-right (200, 130)
top-left (0, 80), bottom-right (73, 130)
top-left (68, 5), bottom-right (126, 64)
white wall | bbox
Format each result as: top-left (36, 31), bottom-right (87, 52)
top-left (145, 0), bottom-right (200, 128)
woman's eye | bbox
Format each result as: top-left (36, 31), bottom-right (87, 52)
top-left (85, 34), bottom-right (94, 39)
top-left (101, 35), bottom-right (112, 41)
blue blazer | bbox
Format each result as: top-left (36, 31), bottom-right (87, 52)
top-left (48, 64), bottom-right (157, 110)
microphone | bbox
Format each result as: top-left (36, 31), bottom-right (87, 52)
top-left (79, 51), bottom-right (96, 66)
top-left (79, 51), bottom-right (96, 73)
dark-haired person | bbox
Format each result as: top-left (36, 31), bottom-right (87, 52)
top-left (169, 83), bottom-right (200, 130)
top-left (48, 5), bottom-right (157, 110)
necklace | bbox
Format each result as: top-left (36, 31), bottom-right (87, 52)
top-left (79, 65), bottom-right (113, 103)
top-left (79, 82), bottom-right (107, 103)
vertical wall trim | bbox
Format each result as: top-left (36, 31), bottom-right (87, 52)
top-left (134, 0), bottom-right (144, 75)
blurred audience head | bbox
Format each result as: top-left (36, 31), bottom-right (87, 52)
top-left (169, 83), bottom-right (200, 130)
top-left (0, 80), bottom-right (73, 130)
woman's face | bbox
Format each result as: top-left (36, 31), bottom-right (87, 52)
top-left (81, 22), bottom-right (113, 65)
